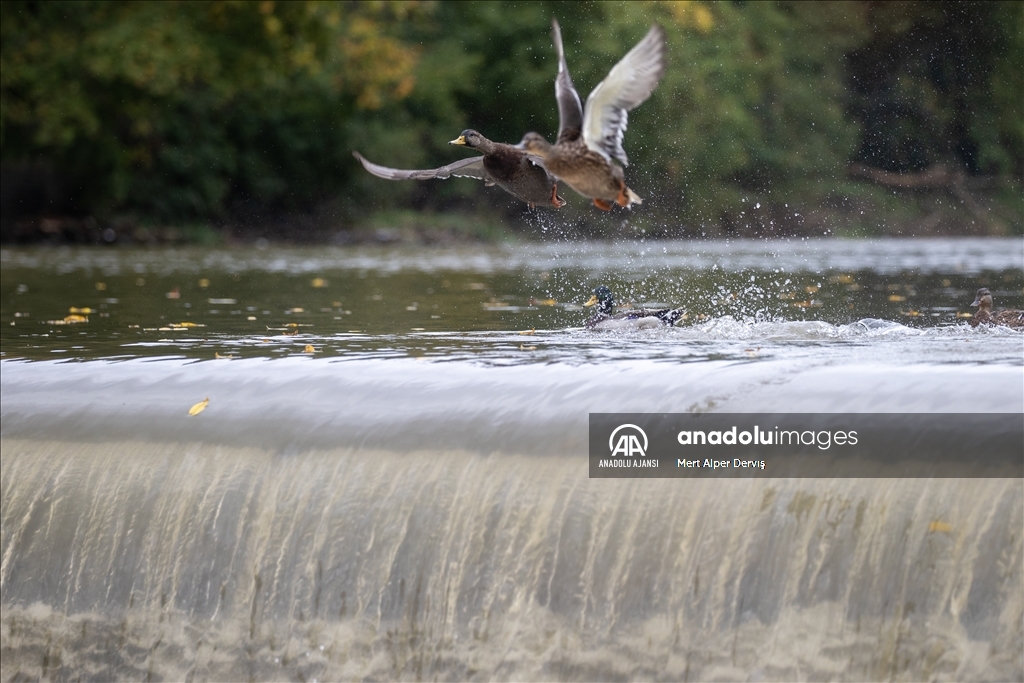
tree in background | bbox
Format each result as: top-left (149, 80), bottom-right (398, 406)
top-left (1, 0), bottom-right (425, 222)
top-left (1, 0), bottom-right (1020, 240)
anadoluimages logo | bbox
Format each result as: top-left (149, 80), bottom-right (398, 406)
top-left (609, 424), bottom-right (648, 457)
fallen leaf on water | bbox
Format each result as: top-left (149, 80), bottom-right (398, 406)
top-left (188, 397), bottom-right (209, 416)
top-left (95, 282), bottom-right (107, 291)
top-left (166, 288), bottom-right (181, 300)
top-left (170, 322), bottom-right (204, 328)
top-left (928, 520), bottom-right (953, 533)
top-left (198, 278), bottom-right (210, 288)
top-left (888, 294), bottom-right (906, 302)
top-left (48, 314), bottom-right (88, 325)
top-left (247, 316), bottom-right (257, 321)
top-left (956, 312), bottom-right (973, 318)
top-left (304, 345), bottom-right (316, 353)
top-left (311, 278), bottom-right (328, 288)
top-left (69, 307), bottom-right (94, 314)
top-left (520, 328), bottom-right (536, 336)
top-left (215, 352), bottom-right (235, 359)
top-left (520, 344), bottom-right (537, 351)
top-left (529, 298), bottom-right (557, 306)
top-left (286, 307), bottom-right (305, 314)
top-left (901, 310), bottom-right (922, 317)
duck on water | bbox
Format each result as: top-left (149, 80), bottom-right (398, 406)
top-left (584, 286), bottom-right (685, 330)
top-left (970, 287), bottom-right (1024, 328)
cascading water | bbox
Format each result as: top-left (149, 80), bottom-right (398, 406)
top-left (2, 238), bottom-right (1022, 681)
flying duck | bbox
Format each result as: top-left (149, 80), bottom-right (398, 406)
top-left (522, 19), bottom-right (666, 210)
top-left (353, 130), bottom-right (564, 209)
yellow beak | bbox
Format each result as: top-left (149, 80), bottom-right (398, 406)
top-left (449, 135), bottom-right (467, 145)
top-left (584, 295), bottom-right (599, 307)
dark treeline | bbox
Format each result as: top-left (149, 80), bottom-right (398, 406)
top-left (1, 0), bottom-right (1021, 243)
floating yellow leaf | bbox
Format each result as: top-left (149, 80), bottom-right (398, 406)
top-left (170, 321), bottom-right (204, 328)
top-left (901, 310), bottom-right (921, 317)
top-left (830, 274), bottom-right (855, 284)
top-left (48, 314), bottom-right (88, 325)
top-left (519, 344), bottom-right (537, 351)
top-left (805, 285), bottom-right (819, 294)
top-left (311, 278), bottom-right (328, 288)
top-left (69, 307), bottom-right (93, 314)
top-left (188, 397), bottom-right (209, 416)
top-left (928, 520), bottom-right (953, 533)
top-left (95, 282), bottom-right (107, 291)
top-left (956, 312), bottom-right (973, 318)
top-left (520, 328), bottom-right (536, 335)
top-left (304, 345), bottom-right (316, 353)
top-left (215, 352), bottom-right (234, 359)
top-left (198, 278), bottom-right (210, 288)
top-left (888, 294), bottom-right (906, 302)
top-left (247, 315), bottom-right (257, 321)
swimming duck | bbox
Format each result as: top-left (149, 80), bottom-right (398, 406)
top-left (584, 285), bottom-right (685, 330)
top-left (970, 288), bottom-right (1024, 328)
top-left (522, 19), bottom-right (666, 210)
top-left (352, 130), bottom-right (564, 209)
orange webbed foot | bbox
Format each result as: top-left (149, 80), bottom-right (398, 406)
top-left (615, 185), bottom-right (630, 207)
top-left (593, 198), bottom-right (613, 211)
top-left (550, 185), bottom-right (565, 208)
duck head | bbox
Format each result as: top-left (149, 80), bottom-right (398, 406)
top-left (584, 285), bottom-right (615, 315)
top-left (971, 287), bottom-right (993, 311)
top-left (449, 129), bottom-right (490, 151)
top-left (520, 132), bottom-right (553, 158)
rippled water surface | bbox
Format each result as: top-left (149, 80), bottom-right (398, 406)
top-left (2, 238), bottom-right (1022, 682)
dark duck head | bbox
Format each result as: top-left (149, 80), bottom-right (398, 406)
top-left (449, 129), bottom-right (496, 154)
top-left (584, 285), bottom-right (616, 316)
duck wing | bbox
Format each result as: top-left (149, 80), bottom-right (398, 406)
top-left (353, 151), bottom-right (490, 182)
top-left (552, 19), bottom-right (584, 144)
top-left (581, 24), bottom-right (666, 166)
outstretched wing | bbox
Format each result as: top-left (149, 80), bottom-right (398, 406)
top-left (353, 151), bottom-right (489, 182)
top-left (552, 19), bottom-right (584, 144)
top-left (581, 24), bottom-right (666, 166)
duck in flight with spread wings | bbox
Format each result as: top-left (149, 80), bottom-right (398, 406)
top-left (353, 130), bottom-right (564, 209)
top-left (522, 19), bottom-right (666, 210)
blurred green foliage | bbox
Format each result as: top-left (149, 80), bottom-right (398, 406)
top-left (1, 0), bottom-right (1021, 238)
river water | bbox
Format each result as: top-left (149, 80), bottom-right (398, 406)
top-left (2, 238), bottom-right (1022, 681)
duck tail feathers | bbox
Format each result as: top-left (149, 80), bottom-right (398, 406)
top-left (661, 307), bottom-right (686, 325)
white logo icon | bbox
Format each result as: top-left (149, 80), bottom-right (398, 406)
top-left (609, 424), bottom-right (648, 457)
